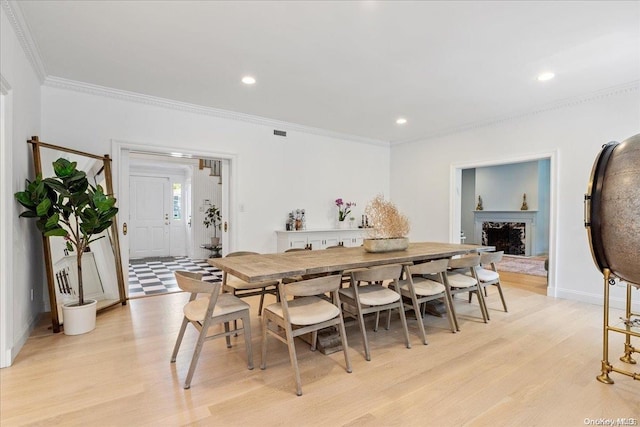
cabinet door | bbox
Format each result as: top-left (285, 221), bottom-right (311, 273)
top-left (308, 235), bottom-right (340, 250)
top-left (340, 233), bottom-right (364, 247)
top-left (289, 236), bottom-right (308, 249)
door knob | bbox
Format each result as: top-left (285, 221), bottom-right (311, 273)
top-left (224, 221), bottom-right (228, 232)
top-left (123, 222), bottom-right (128, 235)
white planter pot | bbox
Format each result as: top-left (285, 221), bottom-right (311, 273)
top-left (211, 236), bottom-right (220, 246)
top-left (62, 299), bottom-right (97, 335)
top-left (337, 221), bottom-right (349, 229)
top-left (363, 238), bottom-right (409, 253)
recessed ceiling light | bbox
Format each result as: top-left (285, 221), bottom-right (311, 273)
top-left (396, 118), bottom-right (407, 125)
top-left (242, 76), bottom-right (256, 85)
top-left (537, 72), bottom-right (555, 82)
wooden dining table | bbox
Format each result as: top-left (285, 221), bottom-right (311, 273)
top-left (208, 241), bottom-right (492, 282)
top-left (208, 241), bottom-right (492, 353)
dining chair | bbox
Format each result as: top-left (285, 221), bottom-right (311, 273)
top-left (261, 274), bottom-right (352, 396)
top-left (446, 254), bottom-right (488, 328)
top-left (395, 259), bottom-right (457, 345)
top-left (467, 251), bottom-right (507, 316)
top-left (170, 270), bottom-right (253, 389)
top-left (339, 264), bottom-right (411, 361)
top-left (222, 251), bottom-right (280, 315)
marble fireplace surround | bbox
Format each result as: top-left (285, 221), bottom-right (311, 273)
top-left (473, 210), bottom-right (537, 256)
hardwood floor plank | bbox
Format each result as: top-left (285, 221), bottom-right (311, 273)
top-left (1, 273), bottom-right (637, 426)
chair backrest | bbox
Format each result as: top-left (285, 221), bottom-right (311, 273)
top-left (281, 274), bottom-right (342, 298)
top-left (448, 254), bottom-right (481, 269)
top-left (480, 251), bottom-right (503, 267)
top-left (175, 270), bottom-right (219, 295)
top-left (407, 258), bottom-right (449, 276)
top-left (351, 264), bottom-right (403, 283)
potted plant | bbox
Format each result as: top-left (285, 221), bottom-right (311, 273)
top-left (363, 194), bottom-right (410, 252)
top-left (14, 158), bottom-right (118, 335)
top-left (203, 204), bottom-right (222, 246)
top-left (335, 198), bottom-right (356, 229)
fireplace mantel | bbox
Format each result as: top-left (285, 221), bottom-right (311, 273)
top-left (474, 210), bottom-right (537, 256)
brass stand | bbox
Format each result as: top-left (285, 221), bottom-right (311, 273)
top-left (597, 268), bottom-right (640, 384)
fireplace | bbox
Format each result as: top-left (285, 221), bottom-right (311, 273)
top-left (473, 210), bottom-right (537, 256)
top-left (482, 222), bottom-right (526, 255)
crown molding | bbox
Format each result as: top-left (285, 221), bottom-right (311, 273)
top-left (391, 80), bottom-right (640, 145)
top-left (2, 1), bottom-right (47, 83)
top-left (43, 76), bottom-right (390, 147)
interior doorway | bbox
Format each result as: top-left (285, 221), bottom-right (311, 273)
top-left (450, 150), bottom-right (558, 297)
top-left (111, 140), bottom-right (236, 298)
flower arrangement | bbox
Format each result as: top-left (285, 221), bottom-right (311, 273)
top-left (364, 194), bottom-right (410, 239)
top-left (335, 198), bottom-right (356, 222)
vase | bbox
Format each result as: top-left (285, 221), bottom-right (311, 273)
top-left (363, 237), bottom-right (409, 253)
top-left (337, 221), bottom-right (349, 229)
top-left (62, 299), bottom-right (97, 335)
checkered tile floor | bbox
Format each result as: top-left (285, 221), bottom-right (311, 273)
top-left (128, 257), bottom-right (222, 298)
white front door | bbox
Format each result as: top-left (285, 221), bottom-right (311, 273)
top-left (129, 176), bottom-right (171, 258)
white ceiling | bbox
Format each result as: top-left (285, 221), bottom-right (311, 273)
top-left (16, 0), bottom-right (640, 143)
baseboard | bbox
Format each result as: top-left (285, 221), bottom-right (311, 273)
top-left (7, 312), bottom-right (42, 367)
top-left (554, 286), bottom-right (640, 312)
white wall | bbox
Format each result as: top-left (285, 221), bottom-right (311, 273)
top-left (390, 88), bottom-right (640, 310)
top-left (40, 85), bottom-right (391, 256)
top-left (1, 6), bottom-right (44, 366)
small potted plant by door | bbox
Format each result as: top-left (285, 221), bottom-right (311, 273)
top-left (363, 194), bottom-right (410, 253)
top-left (14, 158), bottom-right (118, 335)
top-left (203, 204), bottom-right (222, 246)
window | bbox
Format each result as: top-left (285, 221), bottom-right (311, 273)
top-left (172, 183), bottom-right (182, 220)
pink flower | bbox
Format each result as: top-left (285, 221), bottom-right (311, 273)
top-left (335, 198), bottom-right (355, 221)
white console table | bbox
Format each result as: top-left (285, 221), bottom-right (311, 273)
top-left (276, 229), bottom-right (366, 252)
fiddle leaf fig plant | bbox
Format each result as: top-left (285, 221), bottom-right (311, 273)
top-left (15, 158), bottom-right (118, 306)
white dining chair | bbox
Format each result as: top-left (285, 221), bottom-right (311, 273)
top-left (261, 274), bottom-right (352, 396)
top-left (170, 270), bottom-right (253, 389)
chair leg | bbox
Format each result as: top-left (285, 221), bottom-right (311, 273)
top-left (184, 320), bottom-right (210, 389)
top-left (355, 306), bottom-right (372, 361)
top-left (171, 317), bottom-right (189, 362)
top-left (385, 309), bottom-right (392, 330)
top-left (284, 323), bottom-right (303, 396)
top-left (374, 311), bottom-right (380, 332)
top-left (495, 283), bottom-right (508, 312)
top-left (260, 315), bottom-right (269, 370)
top-left (412, 295), bottom-right (428, 345)
top-left (397, 302), bottom-right (412, 349)
top-left (337, 314), bottom-right (353, 374)
top-left (310, 330), bottom-right (318, 351)
top-left (224, 322), bottom-right (232, 348)
top-left (241, 311), bottom-right (254, 370)
top-left (475, 287), bottom-right (489, 323)
top-left (442, 294), bottom-right (457, 334)
top-left (445, 287), bottom-right (460, 332)
top-left (258, 290), bottom-right (265, 316)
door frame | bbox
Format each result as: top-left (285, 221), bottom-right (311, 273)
top-left (111, 139), bottom-right (237, 286)
top-left (449, 149), bottom-right (558, 297)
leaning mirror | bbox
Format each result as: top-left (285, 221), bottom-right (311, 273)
top-left (27, 137), bottom-right (126, 333)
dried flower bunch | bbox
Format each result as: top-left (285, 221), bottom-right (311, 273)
top-left (364, 194), bottom-right (410, 239)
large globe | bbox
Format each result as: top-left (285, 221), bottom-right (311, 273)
top-left (587, 133), bottom-right (640, 285)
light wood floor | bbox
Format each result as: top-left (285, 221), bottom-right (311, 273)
top-left (2, 273), bottom-right (638, 426)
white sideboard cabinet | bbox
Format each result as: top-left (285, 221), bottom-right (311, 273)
top-left (275, 229), bottom-right (365, 252)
